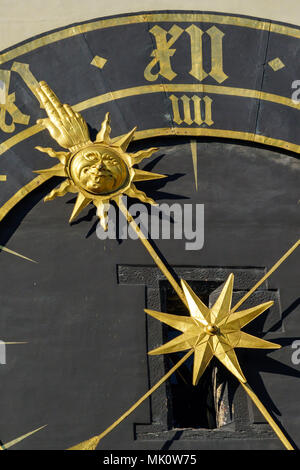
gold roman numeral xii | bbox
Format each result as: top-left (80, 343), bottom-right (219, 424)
top-left (144, 24), bottom-right (228, 83)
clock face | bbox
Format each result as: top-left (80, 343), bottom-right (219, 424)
top-left (0, 11), bottom-right (299, 450)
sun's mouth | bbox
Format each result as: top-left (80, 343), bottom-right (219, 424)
top-left (88, 173), bottom-right (115, 188)
top-left (79, 165), bottom-right (116, 188)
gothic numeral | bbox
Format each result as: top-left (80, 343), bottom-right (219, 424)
top-left (145, 24), bottom-right (228, 84)
top-left (0, 70), bottom-right (30, 133)
top-left (186, 25), bottom-right (228, 83)
top-left (169, 94), bottom-right (214, 126)
top-left (144, 25), bottom-right (184, 81)
top-left (11, 62), bottom-right (43, 106)
top-left (0, 62), bottom-right (41, 133)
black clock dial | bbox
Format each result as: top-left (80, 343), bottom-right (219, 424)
top-left (0, 11), bottom-right (299, 450)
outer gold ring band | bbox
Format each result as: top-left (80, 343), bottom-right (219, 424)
top-left (1, 12), bottom-right (300, 66)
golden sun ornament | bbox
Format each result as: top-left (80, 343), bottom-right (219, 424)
top-left (34, 81), bottom-right (165, 230)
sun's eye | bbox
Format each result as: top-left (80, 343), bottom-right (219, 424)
top-left (102, 154), bottom-right (119, 166)
top-left (84, 152), bottom-right (99, 162)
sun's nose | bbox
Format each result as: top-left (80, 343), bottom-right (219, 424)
top-left (96, 159), bottom-right (105, 169)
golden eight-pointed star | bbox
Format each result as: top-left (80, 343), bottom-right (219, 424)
top-left (145, 273), bottom-right (280, 385)
top-left (34, 81), bottom-right (165, 230)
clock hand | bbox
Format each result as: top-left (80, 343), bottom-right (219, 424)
top-left (231, 238), bottom-right (300, 313)
top-left (0, 425), bottom-right (47, 450)
top-left (117, 197), bottom-right (188, 308)
top-left (69, 239), bottom-right (298, 451)
top-left (240, 382), bottom-right (294, 450)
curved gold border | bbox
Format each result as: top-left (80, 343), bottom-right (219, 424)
top-left (74, 84), bottom-right (300, 113)
top-left (1, 84), bottom-right (300, 157)
top-left (1, 12), bottom-right (300, 66)
top-left (131, 127), bottom-right (300, 153)
top-left (0, 124), bottom-right (43, 155)
top-left (0, 173), bottom-right (52, 222)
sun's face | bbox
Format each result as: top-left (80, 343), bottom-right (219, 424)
top-left (68, 145), bottom-right (129, 196)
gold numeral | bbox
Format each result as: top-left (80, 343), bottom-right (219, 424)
top-left (145, 24), bottom-right (228, 84)
top-left (0, 70), bottom-right (30, 133)
top-left (11, 62), bottom-right (43, 106)
top-left (186, 25), bottom-right (228, 83)
top-left (169, 94), bottom-right (214, 126)
top-left (0, 61), bottom-right (42, 133)
top-left (144, 25), bottom-right (184, 81)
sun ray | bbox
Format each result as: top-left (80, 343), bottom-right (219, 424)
top-left (44, 179), bottom-right (77, 201)
top-left (69, 193), bottom-right (92, 223)
top-left (124, 184), bottom-right (156, 205)
top-left (113, 127), bottom-right (136, 151)
top-left (95, 112), bottom-right (111, 144)
top-left (35, 146), bottom-right (71, 165)
top-left (133, 169), bottom-right (166, 182)
top-left (34, 163), bottom-right (67, 177)
top-left (126, 147), bottom-right (159, 166)
top-left (95, 200), bottom-right (110, 231)
top-left (0, 245), bottom-right (37, 263)
top-left (0, 425), bottom-right (47, 450)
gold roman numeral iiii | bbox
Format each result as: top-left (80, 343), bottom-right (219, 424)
top-left (169, 94), bottom-right (214, 126)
